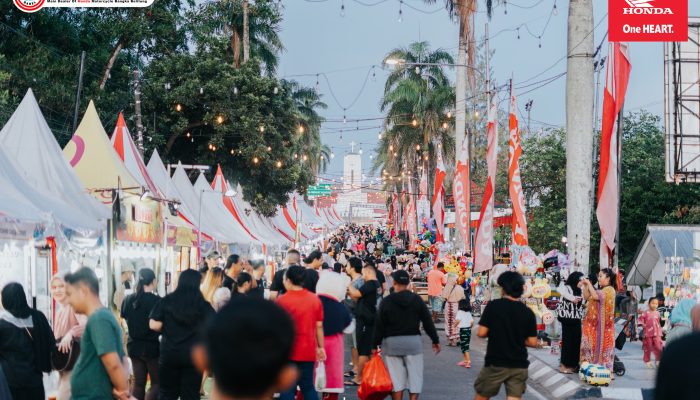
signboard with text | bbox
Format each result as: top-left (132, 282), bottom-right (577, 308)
top-left (609, 0), bottom-right (687, 42)
top-left (308, 184), bottom-right (332, 198)
top-left (116, 194), bottom-right (163, 244)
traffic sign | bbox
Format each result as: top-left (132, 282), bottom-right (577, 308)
top-left (308, 184), bottom-right (332, 197)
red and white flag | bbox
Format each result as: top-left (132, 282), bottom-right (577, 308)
top-left (111, 112), bottom-right (161, 197)
top-left (508, 94), bottom-right (529, 246)
top-left (597, 42), bottom-right (631, 268)
top-left (432, 139), bottom-right (446, 243)
top-left (453, 130), bottom-right (470, 252)
top-left (406, 181), bottom-right (418, 250)
top-left (474, 97), bottom-right (499, 273)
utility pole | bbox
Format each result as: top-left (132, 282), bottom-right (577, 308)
top-left (72, 51), bottom-right (86, 134)
top-left (242, 0), bottom-right (250, 63)
top-left (565, 0), bottom-right (595, 273)
top-left (525, 100), bottom-right (534, 136)
top-left (133, 69), bottom-right (145, 157)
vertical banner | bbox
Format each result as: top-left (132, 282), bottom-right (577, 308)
top-left (474, 97), bottom-right (499, 273)
top-left (417, 169), bottom-right (430, 228)
top-left (406, 181), bottom-right (418, 250)
top-left (597, 42), bottom-right (631, 268)
top-left (453, 131), bottom-right (471, 252)
top-left (432, 139), bottom-right (446, 243)
top-left (508, 93), bottom-right (529, 246)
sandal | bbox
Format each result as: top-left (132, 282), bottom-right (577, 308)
top-left (344, 380), bottom-right (360, 387)
top-left (344, 371), bottom-right (355, 378)
top-left (465, 362), bottom-right (471, 368)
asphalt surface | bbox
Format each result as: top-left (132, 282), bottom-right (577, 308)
top-left (341, 322), bottom-right (544, 400)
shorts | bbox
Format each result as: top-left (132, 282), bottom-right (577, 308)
top-left (428, 296), bottom-right (444, 312)
top-left (474, 366), bottom-right (528, 398)
top-left (356, 319), bottom-right (375, 356)
top-left (384, 354), bottom-right (424, 394)
top-left (459, 327), bottom-right (472, 353)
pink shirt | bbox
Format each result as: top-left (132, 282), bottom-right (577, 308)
top-left (427, 269), bottom-right (446, 296)
top-left (638, 310), bottom-right (662, 338)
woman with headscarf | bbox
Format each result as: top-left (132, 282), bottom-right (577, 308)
top-left (665, 299), bottom-right (696, 346)
top-left (557, 271), bottom-right (584, 373)
top-left (50, 273), bottom-right (87, 400)
top-left (316, 270), bottom-right (353, 400)
top-left (580, 268), bottom-right (618, 372)
top-left (441, 273), bottom-right (466, 347)
top-left (0, 283), bottom-right (55, 400)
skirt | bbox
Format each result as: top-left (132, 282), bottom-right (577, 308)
top-left (445, 302), bottom-right (459, 341)
top-left (320, 333), bottom-right (345, 393)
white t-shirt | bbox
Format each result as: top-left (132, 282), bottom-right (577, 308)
top-left (457, 310), bottom-right (473, 329)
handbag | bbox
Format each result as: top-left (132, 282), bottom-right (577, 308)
top-left (51, 338), bottom-right (81, 372)
top-left (358, 352), bottom-right (393, 400)
top-left (314, 361), bottom-right (326, 391)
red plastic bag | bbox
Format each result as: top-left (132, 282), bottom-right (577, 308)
top-left (357, 352), bottom-right (393, 400)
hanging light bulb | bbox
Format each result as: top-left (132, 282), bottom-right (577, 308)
top-left (517, 28), bottom-right (521, 40)
top-left (276, 160), bottom-right (283, 168)
top-left (186, 132), bottom-right (191, 138)
top-left (199, 87), bottom-right (204, 95)
top-left (253, 156), bottom-right (259, 164)
top-left (298, 125), bottom-right (305, 134)
top-left (447, 111), bottom-right (452, 119)
top-left (230, 149), bottom-right (235, 155)
top-left (259, 125), bottom-right (265, 133)
top-left (212, 145), bottom-right (217, 151)
top-left (343, 110), bottom-right (347, 124)
top-left (267, 146), bottom-right (272, 152)
top-left (233, 87), bottom-right (238, 95)
top-left (389, 144), bottom-right (394, 151)
top-left (273, 86), bottom-right (279, 95)
top-left (474, 110), bottom-right (480, 118)
top-left (217, 115), bottom-right (224, 124)
top-left (398, 1), bottom-right (403, 22)
top-left (294, 153), bottom-right (298, 159)
top-left (393, 152), bottom-right (398, 157)
top-left (424, 155), bottom-right (429, 160)
top-left (340, 1), bottom-right (345, 17)
top-left (552, 1), bottom-right (558, 16)
top-left (442, 122), bottom-right (448, 129)
top-left (302, 154), bottom-right (308, 161)
top-left (415, 144), bottom-right (421, 151)
top-left (378, 132), bottom-right (383, 139)
top-left (175, 103), bottom-right (182, 112)
top-left (208, 143), bottom-right (213, 150)
top-left (315, 74), bottom-right (320, 91)
top-left (411, 119), bottom-right (418, 127)
top-left (330, 153), bottom-right (335, 159)
top-left (539, 37), bottom-right (542, 48)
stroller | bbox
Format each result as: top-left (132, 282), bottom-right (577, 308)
top-left (612, 316), bottom-right (634, 376)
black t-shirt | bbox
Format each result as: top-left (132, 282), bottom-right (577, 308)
top-left (222, 274), bottom-right (235, 291)
top-left (121, 292), bottom-right (161, 358)
top-left (356, 280), bottom-right (379, 324)
top-left (303, 269), bottom-right (319, 293)
top-left (656, 332), bottom-right (700, 400)
top-left (478, 298), bottom-right (537, 369)
top-left (376, 272), bottom-right (386, 295)
top-left (149, 298), bottom-right (215, 354)
top-left (269, 268), bottom-right (287, 295)
top-left (248, 278), bottom-right (265, 299)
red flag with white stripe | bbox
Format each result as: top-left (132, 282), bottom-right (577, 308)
top-left (597, 42), bottom-right (631, 268)
top-left (474, 97), bottom-right (499, 273)
top-left (432, 139), bottom-right (446, 243)
top-left (508, 94), bottom-right (529, 246)
top-left (453, 131), bottom-right (470, 252)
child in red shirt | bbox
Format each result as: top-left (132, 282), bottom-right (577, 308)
top-left (638, 297), bottom-right (663, 368)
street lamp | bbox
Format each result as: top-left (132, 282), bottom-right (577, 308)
top-left (197, 188), bottom-right (237, 251)
top-left (383, 58), bottom-right (486, 78)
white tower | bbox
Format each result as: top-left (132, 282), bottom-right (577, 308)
top-left (343, 141), bottom-right (362, 190)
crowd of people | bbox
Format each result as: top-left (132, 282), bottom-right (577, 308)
top-left (5, 222), bottom-right (700, 400)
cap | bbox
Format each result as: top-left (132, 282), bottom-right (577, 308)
top-left (391, 270), bottom-right (410, 285)
top-left (303, 250), bottom-right (323, 265)
top-left (121, 261), bottom-right (136, 273)
top-left (206, 251), bottom-right (221, 260)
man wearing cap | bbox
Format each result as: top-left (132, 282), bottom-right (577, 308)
top-left (113, 262), bottom-right (135, 311)
top-left (373, 270), bottom-right (440, 400)
top-left (302, 250), bottom-right (324, 293)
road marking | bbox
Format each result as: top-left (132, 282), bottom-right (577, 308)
top-left (543, 373), bottom-right (566, 387)
top-left (527, 384), bottom-right (549, 400)
top-left (551, 381), bottom-right (581, 398)
top-left (600, 388), bottom-right (644, 400)
top-left (530, 365), bottom-right (553, 380)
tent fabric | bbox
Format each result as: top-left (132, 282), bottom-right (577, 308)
top-left (627, 225), bottom-right (700, 286)
top-left (64, 101), bottom-right (140, 195)
top-left (0, 151), bottom-right (51, 223)
top-left (0, 89), bottom-right (108, 229)
top-left (111, 113), bottom-right (161, 197)
top-left (210, 166), bottom-right (260, 242)
top-left (192, 173), bottom-right (255, 245)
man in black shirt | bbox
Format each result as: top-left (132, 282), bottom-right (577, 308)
top-left (248, 260), bottom-right (266, 299)
top-left (302, 250), bottom-right (323, 293)
top-left (474, 271), bottom-right (538, 400)
top-left (347, 262), bottom-right (379, 385)
top-left (222, 254), bottom-right (242, 291)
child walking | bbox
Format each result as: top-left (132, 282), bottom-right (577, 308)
top-left (455, 299), bottom-right (474, 368)
top-left (638, 297), bottom-right (664, 368)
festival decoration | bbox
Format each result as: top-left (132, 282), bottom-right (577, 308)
top-left (474, 97), bottom-right (498, 273)
top-left (508, 93), bottom-right (528, 246)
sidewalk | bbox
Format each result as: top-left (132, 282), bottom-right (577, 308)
top-left (526, 339), bottom-right (656, 400)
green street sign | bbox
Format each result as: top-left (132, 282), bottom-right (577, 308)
top-left (308, 184), bottom-right (332, 197)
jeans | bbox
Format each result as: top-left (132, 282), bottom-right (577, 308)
top-left (158, 350), bottom-right (202, 400)
top-left (132, 355), bottom-right (160, 400)
top-left (279, 361), bottom-right (317, 400)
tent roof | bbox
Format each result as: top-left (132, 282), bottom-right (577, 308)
top-left (0, 150), bottom-right (50, 223)
top-left (64, 101), bottom-right (140, 192)
top-left (111, 113), bottom-right (161, 197)
top-left (627, 224), bottom-right (700, 286)
top-left (0, 89), bottom-right (109, 225)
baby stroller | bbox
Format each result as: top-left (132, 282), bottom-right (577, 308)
top-left (612, 316), bottom-right (634, 376)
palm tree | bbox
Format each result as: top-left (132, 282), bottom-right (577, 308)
top-left (376, 41), bottom-right (456, 197)
top-left (195, 0), bottom-right (285, 75)
top-left (285, 80), bottom-right (329, 176)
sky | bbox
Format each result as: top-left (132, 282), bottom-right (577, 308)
top-left (277, 0), bottom-right (700, 178)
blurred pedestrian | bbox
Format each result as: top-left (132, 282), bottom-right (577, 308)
top-left (65, 268), bottom-right (132, 400)
top-left (426, 263), bottom-right (447, 322)
top-left (638, 297), bottom-right (663, 368)
top-left (121, 268), bottom-right (160, 400)
top-left (666, 298), bottom-right (695, 346)
top-left (0, 282), bottom-right (55, 400)
top-left (557, 271), bottom-right (584, 373)
top-left (442, 273), bottom-right (466, 347)
top-left (346, 262), bottom-right (379, 386)
top-left (455, 299), bottom-right (474, 368)
top-left (580, 268), bottom-right (617, 372)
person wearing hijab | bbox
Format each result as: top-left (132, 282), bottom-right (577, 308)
top-left (441, 273), bottom-right (466, 347)
top-left (665, 299), bottom-right (696, 346)
top-left (50, 273), bottom-right (87, 400)
top-left (0, 283), bottom-right (55, 400)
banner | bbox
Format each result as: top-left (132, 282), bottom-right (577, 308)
top-left (508, 94), bottom-right (529, 246)
top-left (453, 130), bottom-right (470, 252)
top-left (431, 139), bottom-right (446, 243)
top-left (597, 42), bottom-right (631, 268)
top-left (417, 169), bottom-right (430, 227)
top-left (115, 194), bottom-right (163, 244)
top-left (474, 97), bottom-right (499, 273)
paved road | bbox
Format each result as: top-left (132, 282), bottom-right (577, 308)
top-left (341, 323), bottom-right (543, 400)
